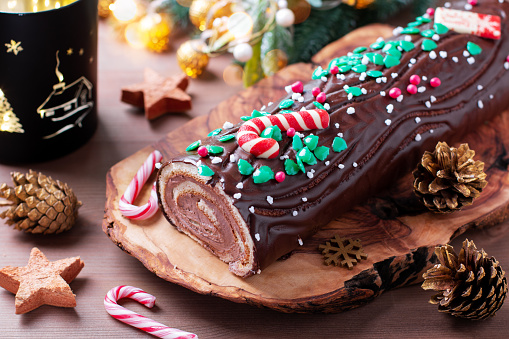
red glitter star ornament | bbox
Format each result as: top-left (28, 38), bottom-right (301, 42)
top-left (121, 68), bottom-right (192, 120)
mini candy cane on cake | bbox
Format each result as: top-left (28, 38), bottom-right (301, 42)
top-left (104, 285), bottom-right (198, 339)
top-left (237, 109), bottom-right (330, 158)
top-left (119, 150), bottom-right (163, 220)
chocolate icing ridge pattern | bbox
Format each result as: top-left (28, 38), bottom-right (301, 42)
top-left (158, 0), bottom-right (509, 276)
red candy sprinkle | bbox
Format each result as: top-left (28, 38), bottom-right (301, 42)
top-left (329, 65), bottom-right (339, 75)
top-left (409, 74), bottom-right (421, 85)
top-left (467, 0), bottom-right (477, 5)
top-left (430, 77), bottom-right (441, 87)
top-left (291, 81), bottom-right (303, 93)
top-left (389, 87), bottom-right (402, 99)
top-left (316, 92), bottom-right (327, 103)
top-left (275, 171), bottom-right (286, 183)
top-left (407, 84), bottom-right (418, 95)
top-left (197, 146), bottom-right (208, 157)
top-left (506, 55), bottom-right (509, 62)
top-left (426, 8), bottom-right (435, 16)
top-left (311, 87), bottom-right (321, 97)
top-left (286, 127), bottom-right (296, 138)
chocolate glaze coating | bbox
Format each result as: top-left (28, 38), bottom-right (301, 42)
top-left (159, 0), bottom-right (509, 276)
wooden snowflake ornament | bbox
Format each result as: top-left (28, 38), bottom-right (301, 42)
top-left (319, 235), bottom-right (368, 269)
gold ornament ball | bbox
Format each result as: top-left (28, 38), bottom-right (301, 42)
top-left (139, 13), bottom-right (172, 53)
top-left (342, 0), bottom-right (375, 9)
top-left (177, 40), bottom-right (209, 78)
top-left (189, 0), bottom-right (233, 31)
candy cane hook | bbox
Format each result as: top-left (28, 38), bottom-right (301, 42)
top-left (236, 109), bottom-right (329, 158)
top-left (104, 285), bottom-right (198, 339)
top-left (119, 150), bottom-right (163, 220)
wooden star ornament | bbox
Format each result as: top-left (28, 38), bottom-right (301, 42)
top-left (0, 247), bottom-right (84, 314)
top-left (121, 68), bottom-right (192, 120)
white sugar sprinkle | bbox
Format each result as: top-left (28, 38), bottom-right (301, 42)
top-left (439, 51), bottom-right (448, 58)
top-left (376, 78), bottom-right (382, 84)
top-left (337, 132), bottom-right (343, 137)
top-left (393, 26), bottom-right (404, 35)
top-left (397, 95), bottom-right (404, 102)
top-left (337, 74), bottom-right (346, 80)
top-left (408, 63), bottom-right (413, 68)
top-left (249, 206), bottom-right (255, 213)
top-left (302, 197), bottom-right (308, 202)
top-left (415, 134), bottom-right (422, 141)
top-left (359, 73), bottom-right (367, 81)
top-left (418, 86), bottom-right (426, 93)
top-left (444, 2), bottom-right (451, 7)
top-left (362, 56), bottom-right (370, 65)
top-left (429, 51), bottom-right (437, 59)
top-left (415, 117), bottom-right (421, 123)
top-left (223, 121), bottom-right (234, 129)
top-left (452, 56), bottom-right (459, 63)
top-left (353, 162), bottom-right (358, 168)
top-left (478, 100), bottom-right (484, 109)
top-left (467, 57), bottom-right (475, 65)
top-left (386, 104), bottom-right (394, 113)
top-left (266, 196), bottom-right (273, 204)
top-left (347, 107), bottom-right (356, 114)
top-left (230, 154), bottom-right (236, 162)
top-left (293, 211), bottom-right (298, 216)
top-left (380, 91), bottom-right (386, 97)
top-left (338, 164), bottom-right (345, 169)
top-left (307, 172), bottom-right (314, 179)
top-left (477, 85), bottom-right (483, 91)
top-left (298, 237), bottom-right (304, 246)
top-left (298, 96), bottom-right (305, 102)
top-left (324, 103), bottom-right (330, 110)
top-left (463, 50), bottom-right (470, 57)
top-left (504, 62), bottom-right (509, 70)
top-left (430, 129), bottom-right (434, 134)
top-left (155, 162), bottom-right (162, 169)
top-left (381, 77), bottom-right (387, 83)
top-left (391, 73), bottom-right (398, 79)
top-left (432, 34), bottom-right (440, 41)
top-left (335, 123), bottom-right (340, 128)
top-left (410, 58), bottom-right (417, 64)
top-left (255, 233), bottom-right (260, 241)
top-left (361, 88), bottom-right (368, 94)
top-left (260, 105), bottom-right (266, 111)
top-left (385, 119), bottom-right (391, 126)
top-left (233, 193), bottom-right (242, 199)
top-left (430, 95), bottom-right (437, 103)
top-left (285, 86), bottom-right (292, 93)
top-left (404, 35), bottom-right (412, 42)
top-left (422, 76), bottom-right (428, 81)
top-left (292, 92), bottom-right (301, 100)
top-left (268, 102), bottom-right (273, 106)
top-left (321, 76), bottom-right (328, 82)
top-left (325, 161), bottom-right (330, 166)
top-left (490, 94), bottom-right (494, 99)
top-left (211, 157), bottom-right (222, 164)
top-left (425, 101), bottom-right (431, 108)
top-left (464, 3), bottom-right (473, 10)
top-left (236, 182), bottom-right (244, 189)
top-left (348, 93), bottom-right (353, 100)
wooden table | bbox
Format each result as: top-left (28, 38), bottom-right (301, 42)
top-left (1, 19), bottom-right (509, 339)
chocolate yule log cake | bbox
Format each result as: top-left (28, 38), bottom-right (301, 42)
top-left (157, 0), bottom-right (509, 277)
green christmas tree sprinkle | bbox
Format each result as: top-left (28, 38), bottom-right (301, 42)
top-left (207, 128), bottom-right (222, 137)
top-left (206, 145), bottom-right (224, 155)
top-left (314, 146), bottom-right (330, 161)
top-left (279, 99), bottom-right (294, 109)
top-left (253, 166), bottom-right (275, 184)
top-left (219, 134), bottom-right (235, 142)
top-left (186, 140), bottom-right (201, 152)
top-left (198, 164), bottom-right (214, 177)
top-left (467, 41), bottom-right (482, 56)
top-left (284, 159), bottom-right (301, 175)
top-left (237, 159), bottom-right (254, 176)
top-left (293, 134), bottom-right (304, 152)
top-left (303, 135), bottom-right (319, 150)
top-left (332, 137), bottom-right (348, 153)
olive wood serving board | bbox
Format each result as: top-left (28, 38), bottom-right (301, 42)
top-left (103, 24), bottom-right (509, 313)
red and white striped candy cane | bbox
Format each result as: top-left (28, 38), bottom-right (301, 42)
top-left (236, 109), bottom-right (329, 158)
top-left (119, 150), bottom-right (162, 220)
top-left (104, 285), bottom-right (198, 339)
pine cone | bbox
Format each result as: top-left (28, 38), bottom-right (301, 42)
top-left (413, 142), bottom-right (487, 213)
top-left (0, 170), bottom-right (82, 234)
top-left (422, 239), bottom-right (507, 320)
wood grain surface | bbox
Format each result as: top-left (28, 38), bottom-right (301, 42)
top-left (1, 19), bottom-right (509, 339)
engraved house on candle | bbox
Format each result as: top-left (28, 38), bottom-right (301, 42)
top-left (37, 51), bottom-right (94, 139)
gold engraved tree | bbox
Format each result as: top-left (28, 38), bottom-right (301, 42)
top-left (0, 89), bottom-right (24, 134)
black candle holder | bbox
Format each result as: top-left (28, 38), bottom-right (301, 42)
top-left (0, 0), bottom-right (98, 163)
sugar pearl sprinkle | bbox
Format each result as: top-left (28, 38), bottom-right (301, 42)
top-left (255, 233), bottom-right (260, 241)
top-left (236, 182), bottom-right (244, 189)
top-left (249, 206), bottom-right (255, 213)
top-left (233, 193), bottom-right (242, 199)
top-left (293, 211), bottom-right (298, 216)
top-left (266, 196), bottom-right (273, 204)
top-left (347, 107), bottom-right (356, 114)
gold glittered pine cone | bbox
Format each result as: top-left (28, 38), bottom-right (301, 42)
top-left (0, 170), bottom-right (82, 234)
top-left (413, 142), bottom-right (487, 213)
top-left (422, 239), bottom-right (507, 320)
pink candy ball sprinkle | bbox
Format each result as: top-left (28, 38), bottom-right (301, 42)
top-left (197, 146), bottom-right (208, 157)
top-left (409, 74), bottom-right (421, 85)
top-left (506, 55), bottom-right (509, 62)
top-left (275, 171), bottom-right (286, 183)
top-left (330, 65), bottom-right (339, 75)
top-left (316, 92), bottom-right (327, 103)
top-left (467, 0), bottom-right (477, 5)
top-left (286, 127), bottom-right (296, 138)
top-left (389, 87), bottom-right (402, 99)
top-left (426, 8), bottom-right (435, 16)
top-left (430, 77), bottom-right (441, 88)
top-left (312, 87), bottom-right (321, 97)
top-left (407, 84), bottom-right (418, 95)
top-left (291, 81), bottom-right (303, 93)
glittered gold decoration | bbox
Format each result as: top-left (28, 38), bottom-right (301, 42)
top-left (0, 89), bottom-right (23, 134)
top-left (98, 0), bottom-right (114, 18)
top-left (5, 40), bottom-right (23, 55)
top-left (139, 13), bottom-right (172, 53)
top-left (413, 142), bottom-right (487, 213)
top-left (342, 0), bottom-right (375, 9)
top-left (189, 0), bottom-right (232, 31)
top-left (318, 235), bottom-right (368, 269)
top-left (422, 239), bottom-right (507, 320)
top-left (177, 40), bottom-right (209, 78)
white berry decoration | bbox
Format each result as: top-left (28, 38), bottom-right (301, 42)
top-left (276, 8), bottom-right (295, 27)
top-left (233, 43), bottom-right (253, 62)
